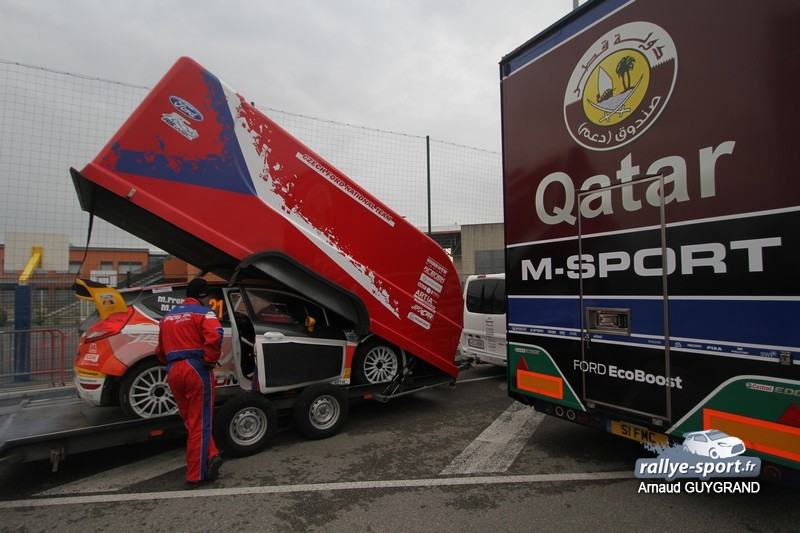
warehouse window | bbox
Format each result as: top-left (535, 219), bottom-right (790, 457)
top-left (475, 249), bottom-right (504, 275)
top-left (118, 262), bottom-right (142, 274)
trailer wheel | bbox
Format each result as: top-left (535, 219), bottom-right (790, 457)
top-left (293, 384), bottom-right (349, 440)
top-left (119, 358), bottom-right (178, 419)
top-left (352, 338), bottom-right (403, 385)
top-left (214, 394), bottom-right (277, 457)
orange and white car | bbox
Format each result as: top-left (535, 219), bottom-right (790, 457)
top-left (73, 279), bottom-right (405, 419)
top-left (73, 281), bottom-right (238, 418)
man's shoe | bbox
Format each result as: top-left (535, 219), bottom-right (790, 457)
top-left (184, 480), bottom-right (203, 490)
top-left (206, 455), bottom-right (224, 482)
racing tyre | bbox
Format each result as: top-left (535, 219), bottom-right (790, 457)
top-left (293, 384), bottom-right (349, 440)
top-left (352, 338), bottom-right (403, 385)
top-left (119, 358), bottom-right (178, 419)
top-left (709, 449), bottom-right (719, 459)
top-left (214, 393), bottom-right (278, 457)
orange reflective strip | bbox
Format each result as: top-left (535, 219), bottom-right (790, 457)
top-left (344, 344), bottom-right (356, 371)
top-left (517, 369), bottom-right (563, 400)
top-left (703, 408), bottom-right (800, 463)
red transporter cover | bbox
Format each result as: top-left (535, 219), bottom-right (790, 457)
top-left (73, 57), bottom-right (462, 377)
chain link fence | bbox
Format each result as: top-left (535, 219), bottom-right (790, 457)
top-left (0, 60), bottom-right (503, 383)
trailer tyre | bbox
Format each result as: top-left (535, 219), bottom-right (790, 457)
top-left (119, 358), bottom-right (178, 419)
top-left (293, 384), bottom-right (348, 440)
top-left (214, 394), bottom-right (278, 457)
top-left (352, 339), bottom-right (403, 385)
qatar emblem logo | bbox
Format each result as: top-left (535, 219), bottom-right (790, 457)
top-left (564, 22), bottom-right (677, 151)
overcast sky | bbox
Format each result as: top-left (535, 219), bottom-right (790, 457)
top-left (0, 0), bottom-right (573, 152)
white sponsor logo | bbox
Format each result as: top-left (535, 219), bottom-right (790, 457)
top-left (407, 312), bottom-right (431, 330)
top-left (161, 112), bottom-right (198, 140)
top-left (573, 359), bottom-right (683, 389)
top-left (419, 273), bottom-right (443, 294)
top-left (521, 236), bottom-right (781, 281)
top-left (535, 142), bottom-right (735, 226)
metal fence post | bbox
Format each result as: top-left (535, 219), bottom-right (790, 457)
top-left (13, 284), bottom-right (32, 381)
top-left (426, 135), bottom-right (431, 236)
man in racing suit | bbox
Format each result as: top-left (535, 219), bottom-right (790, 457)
top-left (156, 278), bottom-right (224, 486)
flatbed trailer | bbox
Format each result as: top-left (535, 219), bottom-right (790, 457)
top-left (0, 392), bottom-right (185, 473)
top-left (0, 364), bottom-right (458, 473)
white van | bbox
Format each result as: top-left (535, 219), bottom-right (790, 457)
top-left (460, 273), bottom-right (506, 366)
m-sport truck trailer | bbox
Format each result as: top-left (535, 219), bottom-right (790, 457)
top-left (501, 0), bottom-right (800, 480)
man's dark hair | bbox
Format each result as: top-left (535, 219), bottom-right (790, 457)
top-left (186, 278), bottom-right (210, 299)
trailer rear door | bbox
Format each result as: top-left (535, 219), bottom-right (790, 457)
top-left (577, 175), bottom-right (672, 423)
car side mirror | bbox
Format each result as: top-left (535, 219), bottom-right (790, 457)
top-left (305, 315), bottom-right (316, 333)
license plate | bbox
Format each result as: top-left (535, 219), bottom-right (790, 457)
top-left (467, 338), bottom-right (485, 349)
top-left (610, 420), bottom-right (669, 447)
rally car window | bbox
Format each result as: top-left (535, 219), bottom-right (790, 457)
top-left (228, 291), bottom-right (246, 315)
top-left (205, 286), bottom-right (229, 325)
top-left (139, 288), bottom-right (187, 316)
top-left (243, 289), bottom-right (327, 328)
top-left (136, 286), bottom-right (229, 325)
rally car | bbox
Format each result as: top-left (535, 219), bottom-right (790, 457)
top-left (73, 279), bottom-right (405, 419)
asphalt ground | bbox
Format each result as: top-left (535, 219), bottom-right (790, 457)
top-left (0, 364), bottom-right (797, 532)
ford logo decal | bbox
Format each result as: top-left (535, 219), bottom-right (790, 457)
top-left (169, 96), bottom-right (203, 122)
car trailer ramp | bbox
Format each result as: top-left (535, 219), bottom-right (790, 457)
top-left (0, 393), bottom-right (184, 473)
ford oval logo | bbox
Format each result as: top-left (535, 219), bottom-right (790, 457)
top-left (169, 96), bottom-right (203, 122)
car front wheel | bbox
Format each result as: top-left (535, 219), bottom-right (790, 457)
top-left (119, 358), bottom-right (178, 419)
top-left (352, 339), bottom-right (403, 385)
